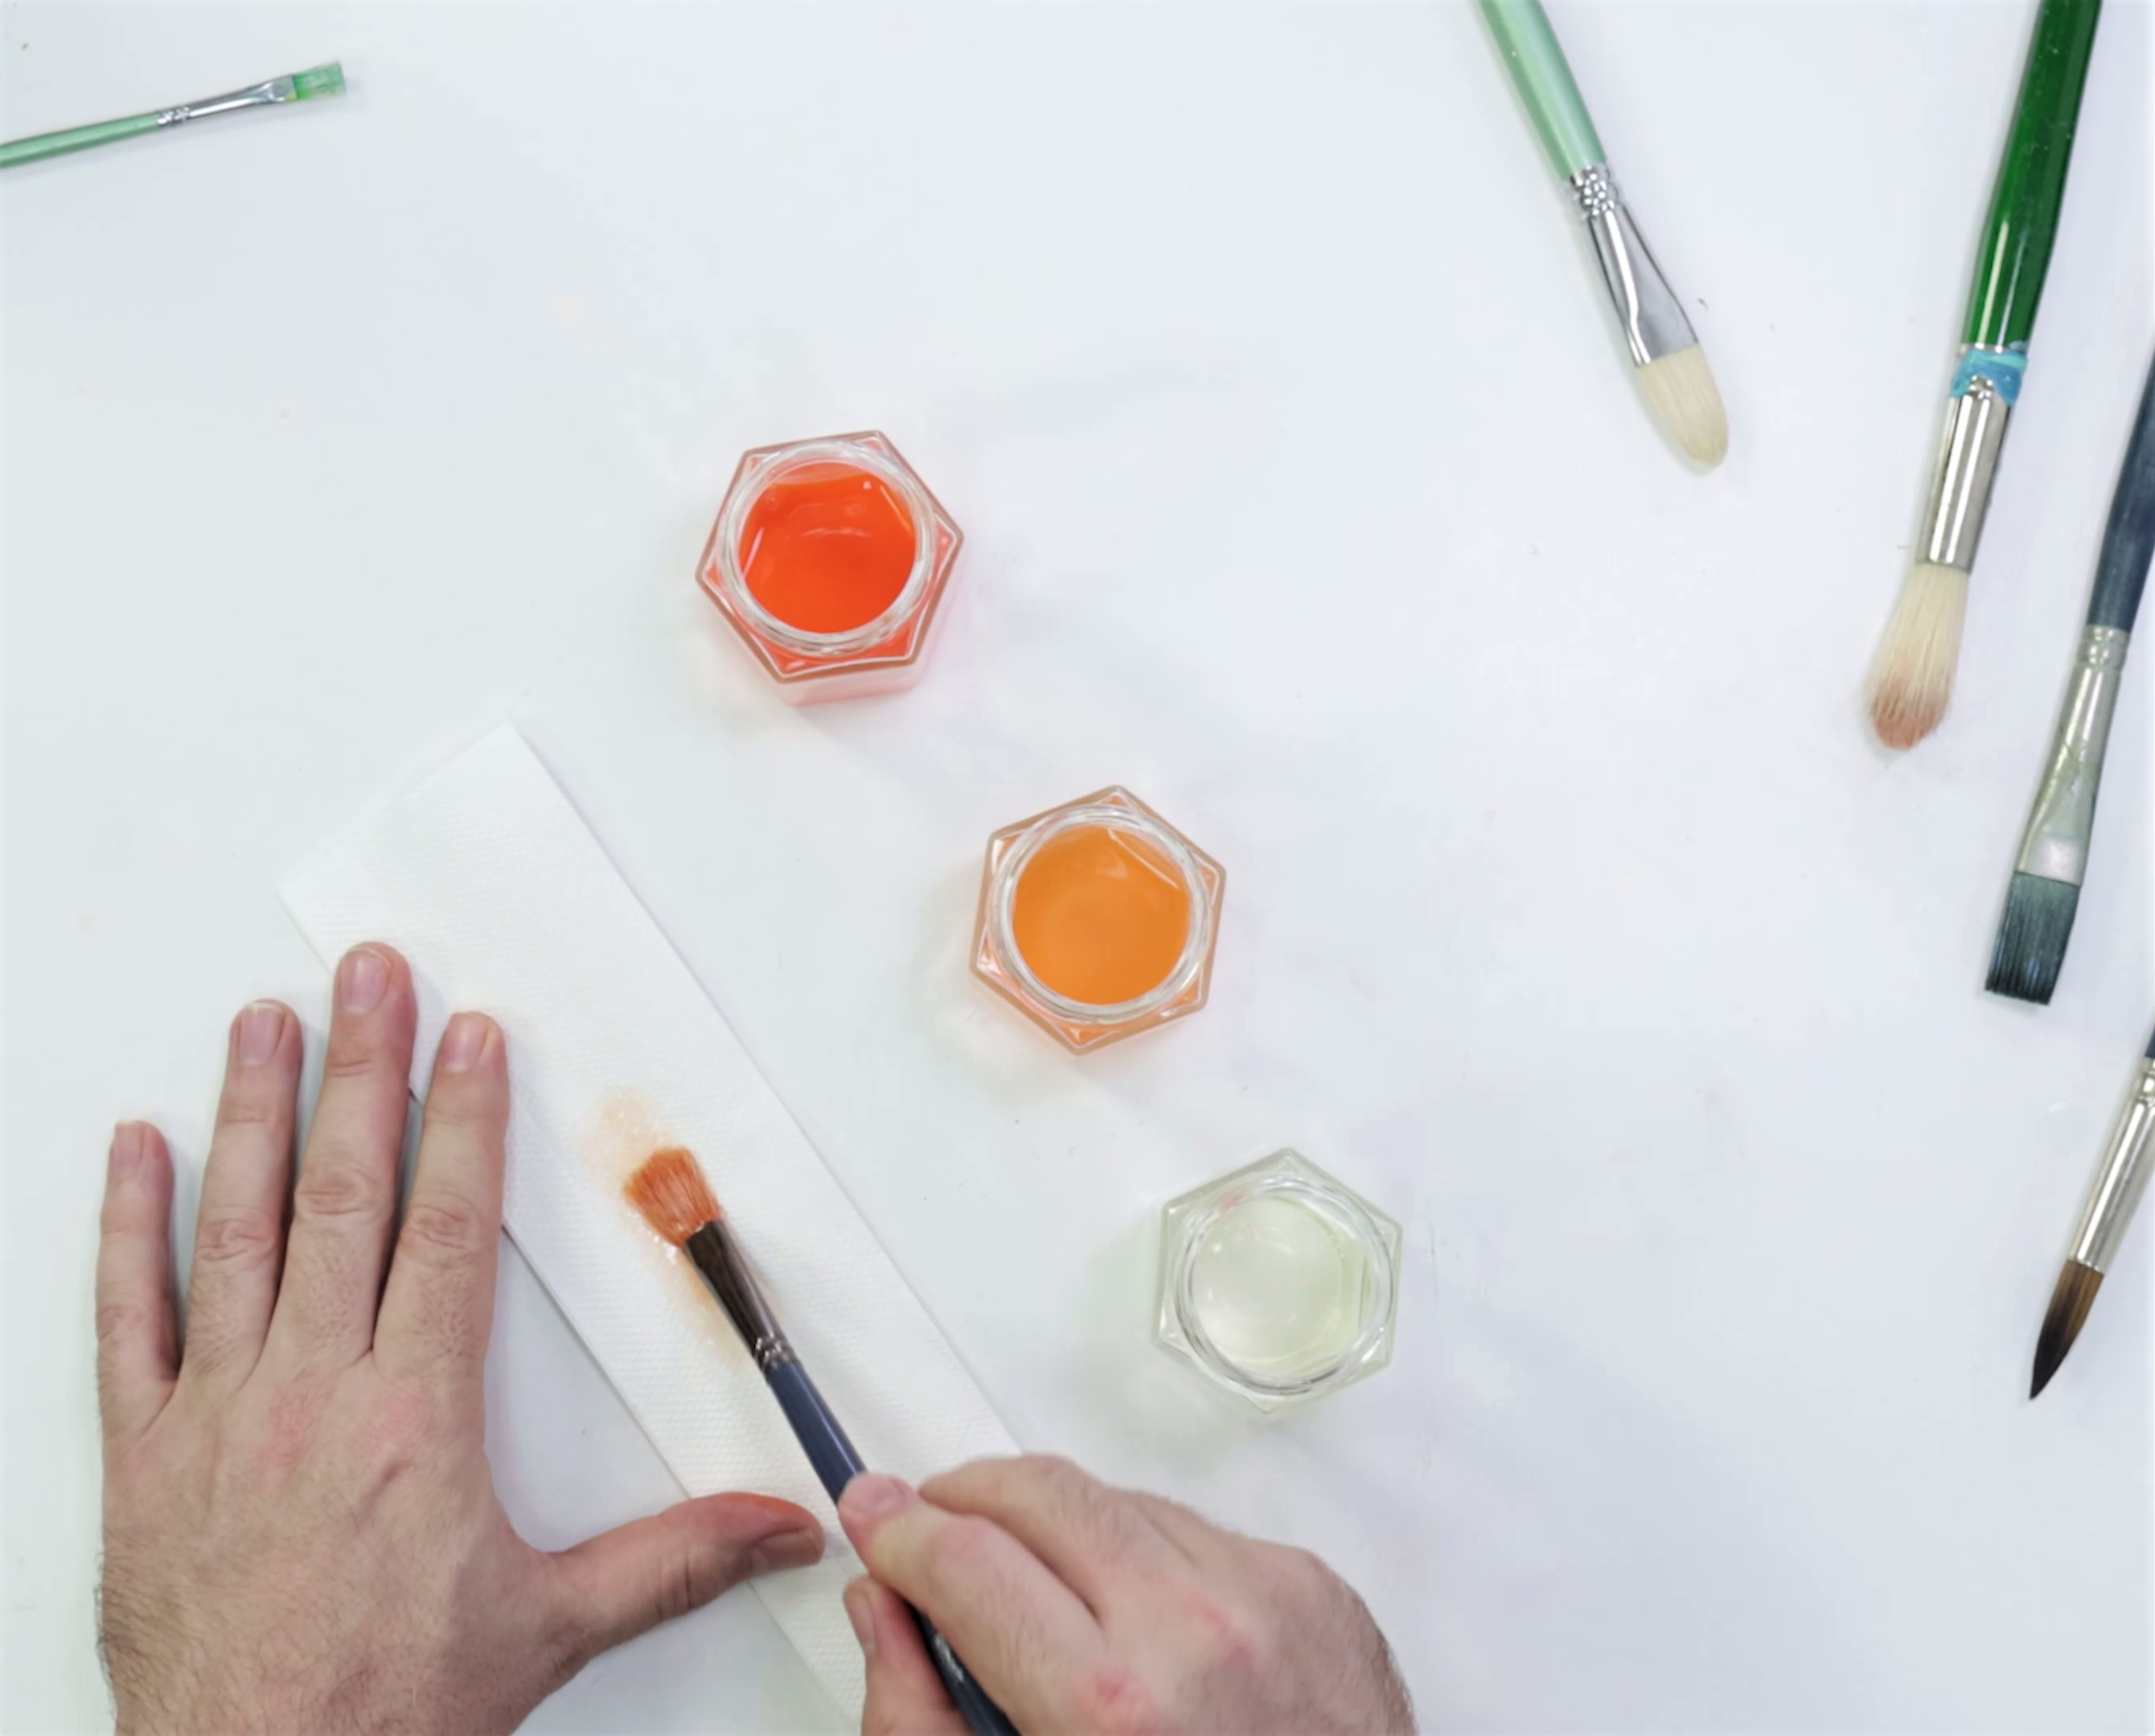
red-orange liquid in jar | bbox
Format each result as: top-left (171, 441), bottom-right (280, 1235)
top-left (1012, 825), bottom-right (1192, 1005)
top-left (737, 462), bottom-right (916, 635)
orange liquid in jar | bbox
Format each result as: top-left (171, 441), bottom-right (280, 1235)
top-left (1012, 825), bottom-right (1192, 1005)
top-left (737, 462), bottom-right (916, 635)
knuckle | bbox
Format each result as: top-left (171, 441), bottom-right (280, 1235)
top-left (216, 1083), bottom-right (286, 1130)
top-left (1072, 1664), bottom-right (1160, 1734)
top-left (1179, 1586), bottom-right (1262, 1675)
top-left (293, 1158), bottom-right (385, 1225)
top-left (94, 1295), bottom-right (154, 1348)
top-left (191, 1204), bottom-right (283, 1270)
top-left (322, 1041), bottom-right (390, 1084)
top-left (364, 1381), bottom-right (438, 1474)
top-left (399, 1196), bottom-right (489, 1265)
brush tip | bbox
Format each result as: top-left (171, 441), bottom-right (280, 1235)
top-left (622, 1145), bottom-right (720, 1246)
top-left (1636, 345), bottom-right (1727, 468)
top-left (2030, 1260), bottom-right (2103, 1398)
top-left (1865, 560), bottom-right (1967, 750)
top-left (1985, 873), bottom-right (2079, 1004)
top-left (291, 62), bottom-right (346, 101)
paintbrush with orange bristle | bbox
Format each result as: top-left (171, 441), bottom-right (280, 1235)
top-left (623, 1147), bottom-right (1017, 1736)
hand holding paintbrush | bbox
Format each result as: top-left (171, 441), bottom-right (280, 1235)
top-left (626, 1147), bottom-right (1020, 1736)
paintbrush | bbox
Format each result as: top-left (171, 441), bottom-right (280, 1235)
top-left (1866, 0), bottom-right (2103, 750)
top-left (2030, 1021), bottom-right (2155, 1397)
top-left (1476, 0), bottom-right (1726, 468)
top-left (1987, 347), bottom-right (2155, 1003)
top-left (624, 1147), bottom-right (1018, 1736)
top-left (0, 64), bottom-right (345, 170)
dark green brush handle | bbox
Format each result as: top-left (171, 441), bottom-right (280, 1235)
top-left (2088, 349), bottom-right (2155, 629)
top-left (1962, 0), bottom-right (2102, 348)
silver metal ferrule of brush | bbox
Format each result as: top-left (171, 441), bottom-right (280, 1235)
top-left (1566, 165), bottom-right (1697, 367)
top-left (157, 77), bottom-right (293, 127)
top-left (2068, 1059), bottom-right (2155, 1273)
top-left (1918, 367), bottom-right (2013, 572)
top-left (2015, 625), bottom-right (2132, 885)
top-left (704, 1220), bottom-right (798, 1373)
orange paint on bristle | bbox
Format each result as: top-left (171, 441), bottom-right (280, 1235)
top-left (738, 462), bottom-right (915, 634)
top-left (622, 1146), bottom-right (721, 1247)
top-left (1012, 825), bottom-right (1191, 1005)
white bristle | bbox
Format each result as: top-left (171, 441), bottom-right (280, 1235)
top-left (1865, 560), bottom-right (1968, 750)
top-left (1636, 344), bottom-right (1728, 468)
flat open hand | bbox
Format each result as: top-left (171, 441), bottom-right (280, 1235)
top-left (95, 943), bottom-right (824, 1734)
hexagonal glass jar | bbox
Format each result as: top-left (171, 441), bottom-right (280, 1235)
top-left (697, 431), bottom-right (960, 704)
top-left (971, 786), bottom-right (1224, 1052)
top-left (1155, 1150), bottom-right (1401, 1411)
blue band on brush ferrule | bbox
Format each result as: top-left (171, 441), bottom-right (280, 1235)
top-left (1953, 346), bottom-right (2027, 404)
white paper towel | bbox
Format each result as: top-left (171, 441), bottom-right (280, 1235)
top-left (281, 725), bottom-right (1018, 1718)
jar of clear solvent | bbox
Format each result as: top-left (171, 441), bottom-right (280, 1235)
top-left (1155, 1150), bottom-right (1401, 1410)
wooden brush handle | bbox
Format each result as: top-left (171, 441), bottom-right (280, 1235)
top-left (1963, 0), bottom-right (2102, 349)
top-left (2089, 347), bottom-right (2155, 630)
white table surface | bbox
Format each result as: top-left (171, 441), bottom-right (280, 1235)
top-left (6, 2), bottom-right (2153, 1730)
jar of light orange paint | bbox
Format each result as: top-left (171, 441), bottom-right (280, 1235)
top-left (972, 787), bottom-right (1225, 1052)
top-left (698, 431), bottom-right (960, 703)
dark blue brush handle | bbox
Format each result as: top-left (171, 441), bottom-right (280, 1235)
top-left (764, 1360), bottom-right (1021, 1736)
top-left (2145, 1020), bottom-right (2155, 1061)
top-left (767, 1356), bottom-right (868, 1500)
top-left (2090, 349), bottom-right (2155, 630)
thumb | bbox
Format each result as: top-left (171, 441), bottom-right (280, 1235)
top-left (548, 1492), bottom-right (824, 1664)
top-left (847, 1577), bottom-right (970, 1736)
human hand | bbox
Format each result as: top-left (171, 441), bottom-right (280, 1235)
top-left (836, 1456), bottom-right (1412, 1735)
top-left (95, 944), bottom-right (824, 1735)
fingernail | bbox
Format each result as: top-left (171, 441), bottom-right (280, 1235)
top-left (235, 1001), bottom-right (285, 1065)
top-left (839, 1474), bottom-right (913, 1526)
top-left (338, 946), bottom-right (391, 1014)
top-left (748, 1529), bottom-right (825, 1574)
top-left (844, 1582), bottom-right (877, 1660)
top-left (108, 1121), bottom-right (146, 1180)
top-left (437, 1013), bottom-right (489, 1073)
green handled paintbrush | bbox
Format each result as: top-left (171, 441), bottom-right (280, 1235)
top-left (0, 63), bottom-right (344, 170)
top-left (1477, 0), bottom-right (1727, 469)
top-left (1866, 0), bottom-right (2102, 750)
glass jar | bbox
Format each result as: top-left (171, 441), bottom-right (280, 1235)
top-left (697, 430), bottom-right (961, 704)
top-left (971, 786), bottom-right (1224, 1051)
top-left (1155, 1150), bottom-right (1401, 1410)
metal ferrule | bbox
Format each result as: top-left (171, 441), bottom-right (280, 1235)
top-left (156, 76), bottom-right (293, 127)
top-left (699, 1220), bottom-right (796, 1373)
top-left (2068, 1058), bottom-right (2155, 1272)
top-left (1918, 370), bottom-right (2013, 571)
top-left (2013, 625), bottom-right (2131, 885)
top-left (1566, 165), bottom-right (1697, 367)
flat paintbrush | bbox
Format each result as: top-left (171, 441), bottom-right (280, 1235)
top-left (2030, 1021), bottom-right (2155, 1397)
top-left (1987, 347), bottom-right (2155, 1003)
top-left (1476, 0), bottom-right (1726, 468)
top-left (624, 1147), bottom-right (1018, 1736)
top-left (0, 64), bottom-right (344, 169)
top-left (1866, 0), bottom-right (2102, 749)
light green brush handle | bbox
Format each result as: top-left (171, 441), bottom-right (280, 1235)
top-left (0, 110), bottom-right (162, 169)
top-left (1478, 0), bottom-right (1604, 179)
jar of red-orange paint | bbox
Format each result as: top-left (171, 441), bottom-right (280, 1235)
top-left (698, 431), bottom-right (960, 703)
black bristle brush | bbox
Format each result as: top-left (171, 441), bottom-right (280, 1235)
top-left (624, 1147), bottom-right (1018, 1736)
top-left (1989, 348), bottom-right (2155, 1003)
